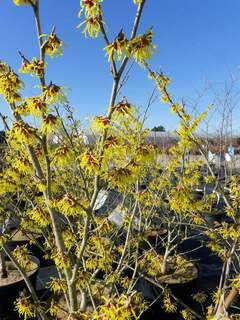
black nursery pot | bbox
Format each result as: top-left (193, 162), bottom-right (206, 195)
top-left (166, 269), bottom-right (199, 296)
top-left (139, 228), bottom-right (167, 253)
top-left (139, 272), bottom-right (199, 320)
top-left (0, 256), bottom-right (40, 319)
top-left (190, 190), bottom-right (204, 201)
top-left (6, 232), bottom-right (52, 267)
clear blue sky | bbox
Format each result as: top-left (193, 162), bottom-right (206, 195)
top-left (1, 0), bottom-right (240, 132)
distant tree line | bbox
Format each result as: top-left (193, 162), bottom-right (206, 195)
top-left (151, 125), bottom-right (165, 132)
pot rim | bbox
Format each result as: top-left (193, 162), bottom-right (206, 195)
top-left (0, 255), bottom-right (40, 289)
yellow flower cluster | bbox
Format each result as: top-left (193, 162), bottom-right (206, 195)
top-left (181, 309), bottom-right (195, 320)
top-left (42, 83), bottom-right (66, 104)
top-left (129, 30), bottom-right (155, 64)
top-left (0, 61), bottom-right (8, 73)
top-left (91, 115), bottom-right (110, 131)
top-left (104, 30), bottom-right (155, 64)
top-left (15, 96), bottom-right (47, 118)
top-left (0, 62), bottom-right (23, 103)
top-left (13, 100), bottom-right (28, 117)
top-left (163, 290), bottom-right (177, 313)
top-left (228, 176), bottom-right (240, 211)
top-left (92, 293), bottom-right (147, 320)
top-left (148, 71), bottom-right (171, 103)
top-left (76, 271), bottom-right (90, 289)
top-left (139, 250), bottom-right (164, 277)
top-left (13, 156), bottom-right (32, 173)
top-left (95, 217), bottom-right (114, 235)
top-left (44, 33), bottom-right (63, 57)
top-left (8, 122), bottom-right (37, 146)
top-left (104, 135), bottom-right (119, 149)
top-left (230, 275), bottom-right (240, 292)
top-left (13, 0), bottom-right (31, 6)
top-left (112, 98), bottom-right (132, 116)
top-left (136, 143), bottom-right (157, 162)
top-left (57, 194), bottom-right (84, 217)
top-left (80, 151), bottom-right (99, 173)
top-left (62, 227), bottom-right (76, 250)
top-left (13, 245), bottom-right (31, 270)
top-left (104, 32), bottom-right (129, 61)
top-left (48, 278), bottom-right (67, 294)
top-left (212, 288), bottom-right (222, 305)
top-left (47, 301), bottom-right (59, 317)
top-left (78, 16), bottom-right (101, 38)
top-left (80, 0), bottom-right (102, 18)
top-left (19, 57), bottom-right (46, 78)
top-left (85, 236), bottom-right (115, 272)
top-left (15, 296), bottom-right (35, 320)
top-left (42, 114), bottom-right (60, 134)
top-left (106, 167), bottom-right (134, 188)
top-left (52, 145), bottom-right (74, 167)
top-left (51, 250), bottom-right (71, 270)
top-left (27, 207), bottom-right (51, 228)
top-left (218, 222), bottom-right (240, 241)
top-left (0, 169), bottom-right (19, 195)
top-left (192, 292), bottom-right (207, 304)
top-left (133, 0), bottom-right (143, 4)
top-left (225, 206), bottom-right (236, 218)
top-left (78, 0), bottom-right (103, 38)
top-left (0, 233), bottom-right (8, 247)
top-left (86, 254), bottom-right (113, 272)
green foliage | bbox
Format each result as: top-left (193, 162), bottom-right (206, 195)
top-left (151, 125), bottom-right (165, 132)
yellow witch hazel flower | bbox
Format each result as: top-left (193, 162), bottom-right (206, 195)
top-left (41, 114), bottom-right (60, 134)
top-left (104, 31), bottom-right (129, 62)
top-left (136, 142), bottom-right (157, 162)
top-left (51, 250), bottom-right (71, 270)
top-left (42, 83), bottom-right (66, 104)
top-left (27, 206), bottom-right (51, 228)
top-left (47, 301), bottom-right (59, 317)
top-left (163, 290), bottom-right (177, 313)
top-left (13, 245), bottom-right (31, 270)
top-left (111, 97), bottom-right (132, 117)
top-left (15, 296), bottom-right (35, 320)
top-left (149, 71), bottom-right (171, 105)
top-left (0, 167), bottom-right (21, 192)
top-left (129, 29), bottom-right (155, 64)
top-left (79, 0), bottom-right (102, 18)
top-left (48, 278), bottom-right (67, 294)
top-left (0, 65), bottom-right (23, 103)
top-left (106, 167), bottom-right (134, 188)
top-left (104, 135), bottom-right (119, 149)
top-left (62, 227), bottom-right (76, 250)
top-left (181, 309), bottom-right (195, 320)
top-left (14, 100), bottom-right (30, 117)
top-left (133, 0), bottom-right (143, 4)
top-left (13, 0), bottom-right (32, 6)
top-left (13, 156), bottom-right (32, 173)
top-left (92, 293), bottom-right (147, 320)
top-left (0, 60), bottom-right (8, 73)
top-left (80, 151), bottom-right (99, 173)
top-left (19, 57), bottom-right (46, 78)
top-left (91, 115), bottom-right (110, 131)
top-left (192, 292), bottom-right (207, 304)
top-left (43, 33), bottom-right (63, 57)
top-left (25, 96), bottom-right (47, 117)
top-left (230, 275), bottom-right (240, 292)
top-left (78, 16), bottom-right (101, 38)
top-left (57, 194), bottom-right (85, 217)
top-left (8, 122), bottom-right (37, 146)
top-left (52, 145), bottom-right (74, 167)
